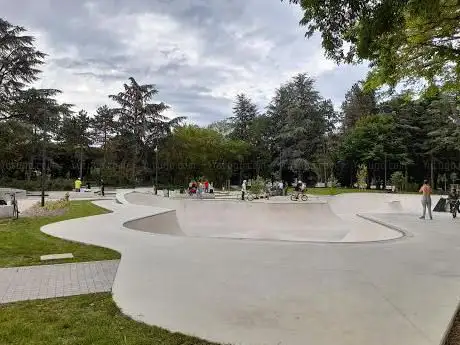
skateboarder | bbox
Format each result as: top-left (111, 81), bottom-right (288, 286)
top-left (419, 180), bottom-right (433, 220)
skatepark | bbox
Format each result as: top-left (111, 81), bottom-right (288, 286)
top-left (41, 189), bottom-right (460, 345)
top-left (123, 191), bottom-right (440, 242)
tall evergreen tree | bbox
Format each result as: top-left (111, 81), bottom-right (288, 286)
top-left (341, 82), bottom-right (377, 131)
top-left (230, 93), bottom-right (258, 142)
top-left (0, 18), bottom-right (46, 119)
top-left (276, 74), bottom-right (330, 180)
top-left (109, 77), bottom-right (184, 184)
top-left (91, 105), bottom-right (115, 170)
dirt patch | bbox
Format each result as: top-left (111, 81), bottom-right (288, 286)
top-left (21, 200), bottom-right (70, 218)
top-left (446, 310), bottom-right (460, 344)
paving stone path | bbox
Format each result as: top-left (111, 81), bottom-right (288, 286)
top-left (0, 260), bottom-right (119, 304)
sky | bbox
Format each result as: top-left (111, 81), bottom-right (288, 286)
top-left (1, 0), bottom-right (369, 125)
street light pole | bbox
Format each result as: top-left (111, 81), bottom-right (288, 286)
top-left (279, 149), bottom-right (282, 181)
top-left (384, 153), bottom-right (387, 190)
top-left (79, 145), bottom-right (83, 179)
top-left (154, 146), bottom-right (158, 195)
top-left (41, 134), bottom-right (46, 207)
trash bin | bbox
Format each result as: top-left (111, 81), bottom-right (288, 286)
top-left (163, 189), bottom-right (169, 197)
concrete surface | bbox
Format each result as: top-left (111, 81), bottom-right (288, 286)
top-left (39, 191), bottom-right (460, 345)
top-left (0, 260), bottom-right (119, 304)
top-left (0, 205), bottom-right (13, 218)
top-left (124, 192), bottom-right (409, 242)
top-left (40, 253), bottom-right (74, 261)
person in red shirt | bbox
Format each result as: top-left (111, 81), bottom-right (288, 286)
top-left (204, 180), bottom-right (209, 193)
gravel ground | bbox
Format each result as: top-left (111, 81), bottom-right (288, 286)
top-left (20, 201), bottom-right (69, 218)
top-left (446, 311), bottom-right (460, 345)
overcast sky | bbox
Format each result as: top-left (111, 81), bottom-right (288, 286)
top-left (2, 0), bottom-right (369, 125)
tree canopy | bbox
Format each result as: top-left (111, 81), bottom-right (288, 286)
top-left (284, 0), bottom-right (460, 93)
top-left (0, 18), bottom-right (46, 119)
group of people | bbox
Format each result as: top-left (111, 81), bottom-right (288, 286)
top-left (188, 179), bottom-right (213, 197)
top-left (74, 178), bottom-right (105, 196)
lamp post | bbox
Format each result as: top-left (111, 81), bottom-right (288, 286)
top-left (384, 153), bottom-right (387, 190)
top-left (154, 145), bottom-right (158, 195)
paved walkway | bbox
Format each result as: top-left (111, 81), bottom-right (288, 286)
top-left (0, 260), bottom-right (119, 304)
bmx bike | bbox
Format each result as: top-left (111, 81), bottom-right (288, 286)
top-left (290, 191), bottom-right (308, 202)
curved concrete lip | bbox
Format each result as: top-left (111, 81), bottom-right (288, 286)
top-left (122, 191), bottom-right (406, 243)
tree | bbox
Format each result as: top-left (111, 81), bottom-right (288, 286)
top-left (341, 82), bottom-right (377, 131)
top-left (230, 93), bottom-right (258, 141)
top-left (11, 88), bottom-right (71, 205)
top-left (272, 73), bottom-right (332, 183)
top-left (59, 110), bottom-right (91, 178)
top-left (284, 0), bottom-right (460, 93)
top-left (91, 105), bottom-right (115, 171)
top-left (207, 118), bottom-right (234, 137)
top-left (340, 114), bottom-right (407, 188)
top-left (356, 164), bottom-right (367, 190)
top-left (161, 125), bottom-right (249, 187)
top-left (109, 77), bottom-right (184, 185)
top-left (0, 18), bottom-right (46, 119)
top-left (390, 171), bottom-right (404, 191)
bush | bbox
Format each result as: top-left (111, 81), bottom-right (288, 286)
top-left (390, 171), bottom-right (404, 191)
top-left (0, 178), bottom-right (75, 191)
top-left (249, 176), bottom-right (266, 195)
top-left (356, 164), bottom-right (368, 189)
top-left (405, 182), bottom-right (421, 193)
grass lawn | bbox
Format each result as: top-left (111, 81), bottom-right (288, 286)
top-left (0, 293), bottom-right (218, 345)
top-left (0, 200), bottom-right (120, 268)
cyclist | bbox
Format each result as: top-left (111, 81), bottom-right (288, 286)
top-left (448, 187), bottom-right (459, 213)
top-left (293, 180), bottom-right (303, 200)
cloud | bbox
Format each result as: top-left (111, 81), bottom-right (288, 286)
top-left (1, 0), bottom-right (368, 125)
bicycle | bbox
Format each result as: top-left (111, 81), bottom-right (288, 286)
top-left (449, 199), bottom-right (460, 218)
top-left (245, 192), bottom-right (255, 201)
top-left (290, 190), bottom-right (308, 202)
top-left (8, 192), bottom-right (19, 219)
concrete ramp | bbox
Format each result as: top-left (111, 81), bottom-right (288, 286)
top-left (174, 199), bottom-right (349, 241)
top-left (124, 192), bottom-right (405, 242)
top-left (123, 210), bottom-right (185, 236)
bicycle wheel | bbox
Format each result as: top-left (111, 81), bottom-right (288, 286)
top-left (246, 194), bottom-right (254, 201)
top-left (301, 194), bottom-right (309, 201)
top-left (290, 194), bottom-right (297, 201)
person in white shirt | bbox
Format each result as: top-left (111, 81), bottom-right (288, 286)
top-left (241, 180), bottom-right (247, 200)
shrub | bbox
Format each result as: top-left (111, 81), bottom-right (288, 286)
top-left (356, 164), bottom-right (368, 189)
top-left (249, 176), bottom-right (266, 195)
top-left (390, 171), bottom-right (404, 191)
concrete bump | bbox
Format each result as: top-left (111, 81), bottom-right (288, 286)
top-left (40, 253), bottom-right (74, 261)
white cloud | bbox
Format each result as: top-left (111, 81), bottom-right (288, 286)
top-left (3, 0), bottom-right (368, 123)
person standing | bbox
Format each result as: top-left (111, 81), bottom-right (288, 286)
top-left (100, 179), bottom-right (105, 197)
top-left (419, 179), bottom-right (433, 220)
top-left (241, 180), bottom-right (247, 200)
top-left (74, 178), bottom-right (81, 192)
top-left (197, 181), bottom-right (203, 198)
